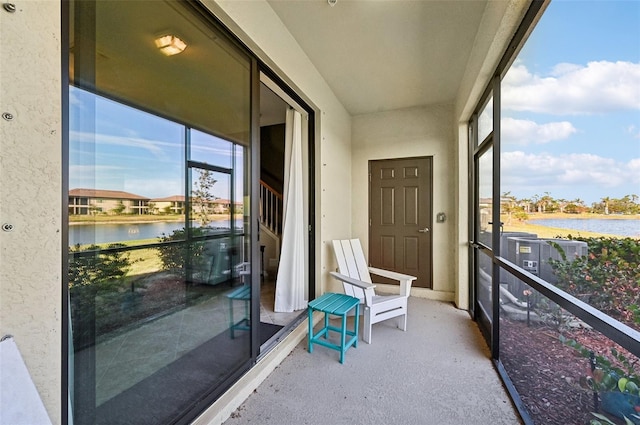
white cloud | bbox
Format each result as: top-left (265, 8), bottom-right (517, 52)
top-left (69, 164), bottom-right (123, 190)
top-left (503, 61), bottom-right (640, 115)
top-left (502, 118), bottom-right (577, 145)
top-left (70, 164), bottom-right (122, 179)
top-left (70, 130), bottom-right (178, 160)
top-left (628, 125), bottom-right (640, 139)
top-left (501, 151), bottom-right (640, 200)
top-left (629, 158), bottom-right (640, 176)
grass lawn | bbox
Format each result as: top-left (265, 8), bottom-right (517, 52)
top-left (69, 214), bottom-right (239, 223)
top-left (127, 247), bottom-right (164, 276)
top-left (502, 220), bottom-right (612, 239)
top-left (70, 238), bottom-right (166, 276)
top-left (69, 214), bottom-right (186, 223)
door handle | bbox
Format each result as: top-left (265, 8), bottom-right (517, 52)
top-left (418, 228), bottom-right (429, 233)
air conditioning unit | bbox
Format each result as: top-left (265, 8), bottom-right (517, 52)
top-left (478, 231), bottom-right (538, 254)
top-left (499, 232), bottom-right (538, 256)
top-left (539, 238), bottom-right (588, 283)
top-left (505, 237), bottom-right (588, 286)
top-left (498, 232), bottom-right (537, 290)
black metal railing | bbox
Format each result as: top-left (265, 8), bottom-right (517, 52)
top-left (497, 256), bottom-right (640, 355)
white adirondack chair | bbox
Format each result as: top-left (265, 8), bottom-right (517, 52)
top-left (330, 239), bottom-right (417, 344)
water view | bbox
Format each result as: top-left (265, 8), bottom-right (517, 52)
top-left (528, 218), bottom-right (640, 237)
top-left (69, 220), bottom-right (242, 246)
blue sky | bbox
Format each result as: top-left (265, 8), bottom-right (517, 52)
top-left (500, 0), bottom-right (640, 205)
top-left (70, 87), bottom-right (242, 200)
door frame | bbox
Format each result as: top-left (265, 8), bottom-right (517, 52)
top-left (254, 68), bottom-right (316, 356)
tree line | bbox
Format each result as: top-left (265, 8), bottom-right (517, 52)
top-left (502, 192), bottom-right (640, 219)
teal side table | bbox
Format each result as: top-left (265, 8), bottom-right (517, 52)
top-left (226, 285), bottom-right (250, 338)
top-left (308, 292), bottom-right (360, 364)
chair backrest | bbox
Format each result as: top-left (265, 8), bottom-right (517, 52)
top-left (332, 239), bottom-right (373, 299)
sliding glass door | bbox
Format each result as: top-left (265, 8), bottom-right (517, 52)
top-left (67, 1), bottom-right (254, 423)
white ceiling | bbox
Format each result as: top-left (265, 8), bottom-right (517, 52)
top-left (267, 0), bottom-right (489, 116)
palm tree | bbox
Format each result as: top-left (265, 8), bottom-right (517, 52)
top-left (601, 196), bottom-right (611, 215)
top-left (501, 191), bottom-right (517, 224)
top-left (631, 194), bottom-right (640, 214)
top-left (533, 192), bottom-right (554, 213)
top-left (532, 194), bottom-right (542, 213)
top-left (557, 198), bottom-right (568, 213)
top-left (573, 198), bottom-right (586, 214)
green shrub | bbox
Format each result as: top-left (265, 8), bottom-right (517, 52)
top-left (68, 243), bottom-right (135, 347)
top-left (549, 237), bottom-right (640, 326)
top-left (68, 243), bottom-right (132, 290)
top-left (156, 227), bottom-right (209, 278)
top-left (561, 336), bottom-right (640, 394)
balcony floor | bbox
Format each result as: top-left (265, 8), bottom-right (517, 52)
top-left (223, 297), bottom-right (522, 425)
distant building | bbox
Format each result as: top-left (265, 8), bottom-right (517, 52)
top-left (212, 198), bottom-right (245, 214)
top-left (69, 191), bottom-right (242, 216)
top-left (69, 188), bottom-right (149, 215)
top-left (149, 195), bottom-right (185, 215)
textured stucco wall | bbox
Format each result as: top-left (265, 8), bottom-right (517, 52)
top-left (0, 1), bottom-right (63, 424)
top-left (352, 105), bottom-right (456, 300)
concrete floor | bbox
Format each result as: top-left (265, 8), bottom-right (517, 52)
top-left (223, 297), bottom-right (523, 425)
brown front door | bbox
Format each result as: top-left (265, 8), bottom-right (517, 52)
top-left (369, 157), bottom-right (432, 288)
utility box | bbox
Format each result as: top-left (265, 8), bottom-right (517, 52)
top-left (498, 232), bottom-right (538, 290)
top-left (504, 237), bottom-right (588, 298)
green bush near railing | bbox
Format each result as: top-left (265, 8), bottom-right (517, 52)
top-left (561, 336), bottom-right (640, 424)
top-left (68, 243), bottom-right (138, 347)
top-left (549, 236), bottom-right (640, 327)
top-left (68, 243), bottom-right (133, 290)
top-left (156, 227), bottom-right (210, 280)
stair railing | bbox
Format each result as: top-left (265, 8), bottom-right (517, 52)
top-left (259, 180), bottom-right (282, 236)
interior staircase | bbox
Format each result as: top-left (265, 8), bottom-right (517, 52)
top-left (259, 180), bottom-right (282, 277)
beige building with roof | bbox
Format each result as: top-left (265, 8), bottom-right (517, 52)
top-left (69, 188), bottom-right (150, 215)
top-left (149, 195), bottom-right (186, 215)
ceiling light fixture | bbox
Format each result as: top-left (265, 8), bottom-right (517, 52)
top-left (328, 0), bottom-right (337, 6)
top-left (154, 34), bottom-right (187, 56)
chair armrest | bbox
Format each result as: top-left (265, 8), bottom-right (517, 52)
top-left (368, 267), bottom-right (416, 297)
top-left (367, 267), bottom-right (416, 282)
top-left (329, 271), bottom-right (376, 306)
top-left (329, 272), bottom-right (376, 290)
top-left (235, 262), bottom-right (251, 273)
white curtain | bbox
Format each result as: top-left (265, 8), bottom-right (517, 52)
top-left (274, 109), bottom-right (307, 312)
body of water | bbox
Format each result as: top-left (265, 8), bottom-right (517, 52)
top-left (528, 218), bottom-right (640, 237)
top-left (69, 220), bottom-right (242, 246)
